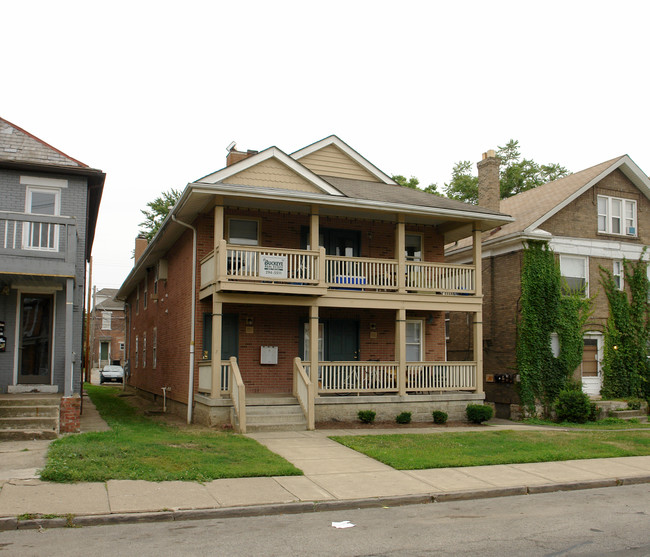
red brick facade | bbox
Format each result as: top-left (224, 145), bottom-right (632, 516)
top-left (60, 396), bottom-right (81, 433)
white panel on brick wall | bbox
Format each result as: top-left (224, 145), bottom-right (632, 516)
top-left (260, 346), bottom-right (278, 365)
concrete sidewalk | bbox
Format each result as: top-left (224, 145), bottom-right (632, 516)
top-left (1, 398), bottom-right (650, 531)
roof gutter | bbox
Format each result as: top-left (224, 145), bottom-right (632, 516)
top-left (171, 214), bottom-right (197, 425)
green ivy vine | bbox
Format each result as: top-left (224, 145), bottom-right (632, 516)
top-left (516, 241), bottom-right (592, 416)
top-left (600, 252), bottom-right (650, 399)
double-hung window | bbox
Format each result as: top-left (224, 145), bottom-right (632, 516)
top-left (101, 311), bottom-right (112, 330)
top-left (24, 186), bottom-right (61, 250)
top-left (598, 195), bottom-right (637, 236)
top-left (560, 255), bottom-right (588, 295)
top-left (613, 260), bottom-right (624, 290)
top-left (406, 320), bottom-right (424, 362)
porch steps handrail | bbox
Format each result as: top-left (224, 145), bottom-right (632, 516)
top-left (229, 357), bottom-right (246, 433)
top-left (293, 358), bottom-right (315, 430)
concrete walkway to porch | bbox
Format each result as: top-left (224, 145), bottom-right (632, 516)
top-left (1, 402), bottom-right (650, 531)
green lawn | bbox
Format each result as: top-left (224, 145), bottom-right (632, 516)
top-left (40, 385), bottom-right (302, 482)
top-left (330, 429), bottom-right (650, 470)
top-left (522, 417), bottom-right (650, 429)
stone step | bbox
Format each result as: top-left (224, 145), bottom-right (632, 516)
top-left (0, 397), bottom-right (61, 407)
top-left (0, 405), bottom-right (59, 418)
top-left (610, 409), bottom-right (648, 422)
top-left (245, 405), bottom-right (304, 418)
top-left (231, 404), bottom-right (307, 432)
top-left (246, 396), bottom-right (300, 406)
top-left (0, 429), bottom-right (59, 440)
top-left (0, 416), bottom-right (59, 431)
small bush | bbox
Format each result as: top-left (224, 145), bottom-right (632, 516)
top-left (626, 398), bottom-right (642, 410)
top-left (555, 389), bottom-right (591, 423)
top-left (466, 404), bottom-right (493, 424)
top-left (358, 410), bottom-right (376, 424)
top-left (395, 412), bottom-right (412, 424)
top-left (589, 403), bottom-right (601, 422)
top-left (432, 410), bottom-right (448, 424)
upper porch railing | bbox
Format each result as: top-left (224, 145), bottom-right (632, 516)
top-left (201, 242), bottom-right (475, 295)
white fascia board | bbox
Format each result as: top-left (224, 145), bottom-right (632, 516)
top-left (617, 155), bottom-right (650, 199)
top-left (198, 147), bottom-right (343, 196)
top-left (291, 135), bottom-right (397, 185)
top-left (549, 235), bottom-right (650, 261)
top-left (445, 229), bottom-right (550, 263)
top-left (526, 158), bottom-right (626, 233)
top-left (190, 181), bottom-right (513, 225)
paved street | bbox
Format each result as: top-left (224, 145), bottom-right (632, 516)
top-left (1, 485), bottom-right (649, 556)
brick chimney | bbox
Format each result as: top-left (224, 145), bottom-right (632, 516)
top-left (134, 235), bottom-right (148, 264)
top-left (477, 150), bottom-right (500, 211)
top-left (226, 148), bottom-right (258, 167)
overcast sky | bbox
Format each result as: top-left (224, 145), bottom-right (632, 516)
top-left (3, 0), bottom-right (649, 290)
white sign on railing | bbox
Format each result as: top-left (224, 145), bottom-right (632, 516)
top-left (259, 254), bottom-right (288, 278)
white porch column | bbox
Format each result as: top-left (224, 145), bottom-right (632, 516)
top-left (64, 277), bottom-right (74, 396)
top-left (396, 215), bottom-right (406, 293)
top-left (309, 305), bottom-right (319, 385)
top-left (396, 308), bottom-right (406, 396)
top-left (472, 225), bottom-right (483, 394)
top-left (211, 300), bottom-right (223, 398)
top-left (310, 206), bottom-right (319, 251)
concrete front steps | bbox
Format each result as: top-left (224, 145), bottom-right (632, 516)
top-left (609, 409), bottom-right (648, 423)
top-left (0, 395), bottom-right (60, 440)
top-left (597, 400), bottom-right (649, 423)
top-left (232, 395), bottom-right (308, 432)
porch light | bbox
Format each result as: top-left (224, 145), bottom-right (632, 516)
top-left (369, 323), bottom-right (376, 331)
top-left (246, 317), bottom-right (254, 326)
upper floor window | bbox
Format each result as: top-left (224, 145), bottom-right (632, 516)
top-left (24, 186), bottom-right (61, 251)
top-left (143, 276), bottom-right (148, 310)
top-left (613, 260), bottom-right (624, 291)
top-left (136, 284), bottom-right (140, 315)
top-left (598, 195), bottom-right (637, 236)
top-left (560, 255), bottom-right (588, 295)
top-left (228, 218), bottom-right (259, 246)
top-left (101, 311), bottom-right (112, 330)
top-left (405, 233), bottom-right (422, 262)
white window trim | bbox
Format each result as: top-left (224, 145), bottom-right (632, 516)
top-left (23, 186), bottom-right (61, 251)
top-left (143, 277), bottom-right (148, 310)
top-left (405, 318), bottom-right (424, 362)
top-left (598, 195), bottom-right (637, 237)
top-left (613, 260), bottom-right (624, 291)
top-left (560, 254), bottom-right (589, 296)
top-left (101, 311), bottom-right (112, 330)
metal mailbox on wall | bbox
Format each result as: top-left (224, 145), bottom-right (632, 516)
top-left (260, 346), bottom-right (278, 365)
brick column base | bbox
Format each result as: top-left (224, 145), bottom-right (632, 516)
top-left (60, 395), bottom-right (81, 433)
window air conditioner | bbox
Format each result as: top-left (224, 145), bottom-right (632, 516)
top-left (626, 226), bottom-right (636, 236)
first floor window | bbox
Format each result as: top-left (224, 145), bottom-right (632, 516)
top-left (303, 322), bottom-right (325, 361)
top-left (153, 328), bottom-right (157, 369)
top-left (406, 320), bottom-right (423, 362)
top-left (613, 260), bottom-right (624, 290)
top-left (135, 336), bottom-right (139, 368)
top-left (143, 333), bottom-right (147, 368)
top-left (560, 255), bottom-right (588, 295)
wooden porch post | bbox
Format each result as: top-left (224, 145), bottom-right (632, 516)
top-left (211, 300), bottom-right (223, 398)
top-left (396, 215), bottom-right (406, 293)
top-left (472, 225), bottom-right (483, 394)
top-left (309, 305), bottom-right (319, 386)
top-left (396, 308), bottom-right (406, 396)
top-left (310, 206), bottom-right (319, 251)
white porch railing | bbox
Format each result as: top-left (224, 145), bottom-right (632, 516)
top-left (293, 358), bottom-right (315, 430)
top-left (325, 257), bottom-right (398, 290)
top-left (229, 357), bottom-right (246, 433)
top-left (198, 360), bottom-right (231, 394)
top-left (405, 261), bottom-right (475, 294)
top-left (406, 362), bottom-right (477, 391)
top-left (317, 362), bottom-right (399, 394)
top-left (226, 245), bottom-right (320, 283)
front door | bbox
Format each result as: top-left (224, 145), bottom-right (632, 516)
top-left (328, 319), bottom-right (359, 361)
top-left (99, 341), bottom-right (110, 368)
top-left (18, 294), bottom-right (53, 384)
top-left (576, 336), bottom-right (601, 396)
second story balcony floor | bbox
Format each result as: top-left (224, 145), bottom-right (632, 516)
top-left (0, 210), bottom-right (78, 278)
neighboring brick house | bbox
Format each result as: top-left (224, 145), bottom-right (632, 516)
top-left (117, 136), bottom-right (511, 431)
top-left (446, 152), bottom-right (650, 418)
top-left (89, 287), bottom-right (126, 370)
top-left (0, 116), bottom-right (105, 433)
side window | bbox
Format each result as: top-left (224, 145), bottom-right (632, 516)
top-left (24, 186), bottom-right (61, 250)
top-left (152, 328), bottom-right (157, 369)
top-left (405, 233), bottom-right (422, 262)
top-left (101, 311), bottom-right (112, 330)
top-left (560, 255), bottom-right (588, 295)
top-left (135, 336), bottom-right (139, 368)
top-left (143, 333), bottom-right (147, 368)
top-left (143, 276), bottom-right (148, 310)
top-left (405, 320), bottom-right (423, 362)
top-left (136, 284), bottom-right (140, 315)
top-left (613, 260), bottom-right (624, 291)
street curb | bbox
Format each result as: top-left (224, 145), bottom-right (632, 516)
top-left (2, 476), bottom-right (650, 531)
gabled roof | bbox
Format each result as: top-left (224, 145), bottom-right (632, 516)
top-left (291, 135), bottom-right (397, 185)
top-left (197, 146), bottom-right (343, 196)
top-left (0, 116), bottom-right (88, 168)
top-left (94, 288), bottom-right (125, 312)
top-left (494, 155), bottom-right (648, 241)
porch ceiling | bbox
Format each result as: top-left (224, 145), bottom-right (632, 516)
top-left (0, 273), bottom-right (66, 290)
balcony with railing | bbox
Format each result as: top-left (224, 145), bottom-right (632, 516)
top-left (200, 240), bottom-right (476, 298)
top-left (0, 211), bottom-right (78, 277)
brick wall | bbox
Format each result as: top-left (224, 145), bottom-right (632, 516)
top-left (60, 395), bottom-right (81, 433)
top-left (90, 308), bottom-right (126, 367)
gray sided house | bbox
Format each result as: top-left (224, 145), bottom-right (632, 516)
top-left (0, 116), bottom-right (104, 433)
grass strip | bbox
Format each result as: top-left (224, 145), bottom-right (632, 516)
top-left (522, 417), bottom-right (650, 429)
top-left (330, 429), bottom-right (650, 470)
top-left (40, 385), bottom-right (301, 482)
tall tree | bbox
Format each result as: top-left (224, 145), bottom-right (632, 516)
top-left (391, 175), bottom-right (442, 195)
top-left (139, 188), bottom-right (182, 241)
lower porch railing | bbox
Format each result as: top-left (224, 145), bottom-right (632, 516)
top-left (229, 357), bottom-right (246, 433)
top-left (293, 358), bottom-right (315, 430)
top-left (305, 361), bottom-right (477, 394)
top-left (198, 361), bottom-right (231, 394)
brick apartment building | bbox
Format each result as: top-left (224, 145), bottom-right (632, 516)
top-left (447, 152), bottom-right (650, 418)
top-left (89, 287), bottom-right (126, 371)
top-left (117, 136), bottom-right (511, 431)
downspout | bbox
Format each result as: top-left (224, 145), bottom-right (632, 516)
top-left (171, 215), bottom-right (197, 424)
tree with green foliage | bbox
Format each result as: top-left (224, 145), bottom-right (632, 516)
top-left (517, 241), bottom-right (592, 416)
top-left (445, 139), bottom-right (570, 204)
top-left (392, 175), bottom-right (441, 195)
top-left (138, 188), bottom-right (182, 241)
top-left (599, 254), bottom-right (650, 399)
